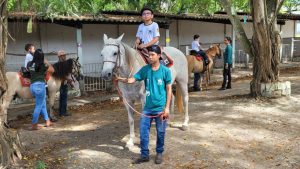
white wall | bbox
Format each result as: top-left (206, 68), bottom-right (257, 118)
top-left (6, 19), bottom-right (297, 70)
top-left (281, 20), bottom-right (295, 38)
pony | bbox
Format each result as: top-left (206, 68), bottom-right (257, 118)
top-left (2, 57), bottom-right (81, 123)
top-left (186, 44), bottom-right (222, 90)
top-left (100, 34), bottom-right (189, 147)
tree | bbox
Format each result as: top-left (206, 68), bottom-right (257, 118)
top-left (0, 0), bottom-right (22, 167)
top-left (219, 0), bottom-right (285, 97)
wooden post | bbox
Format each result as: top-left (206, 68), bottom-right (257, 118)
top-left (166, 28), bottom-right (170, 46)
top-left (231, 24), bottom-right (236, 68)
top-left (76, 24), bottom-right (84, 95)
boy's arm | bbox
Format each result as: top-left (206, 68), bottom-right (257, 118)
top-left (135, 38), bottom-right (141, 47)
top-left (165, 84), bottom-right (172, 111)
top-left (116, 76), bottom-right (136, 84)
top-left (138, 37), bottom-right (159, 49)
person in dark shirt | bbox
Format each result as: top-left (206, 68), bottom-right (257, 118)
top-left (219, 36), bottom-right (233, 90)
top-left (27, 49), bottom-right (54, 130)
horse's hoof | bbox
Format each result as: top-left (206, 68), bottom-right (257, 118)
top-left (181, 125), bottom-right (189, 131)
top-left (50, 117), bottom-right (58, 122)
top-left (126, 140), bottom-right (134, 147)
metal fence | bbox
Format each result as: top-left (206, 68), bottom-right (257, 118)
top-left (81, 63), bottom-right (112, 92)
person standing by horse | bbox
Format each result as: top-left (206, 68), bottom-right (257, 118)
top-left (115, 45), bottom-right (171, 164)
top-left (191, 34), bottom-right (209, 91)
top-left (219, 36), bottom-right (233, 90)
top-left (27, 49), bottom-right (54, 130)
top-left (57, 50), bottom-right (71, 117)
top-left (24, 43), bottom-right (35, 67)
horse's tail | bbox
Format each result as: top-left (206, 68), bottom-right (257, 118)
top-left (175, 83), bottom-right (184, 113)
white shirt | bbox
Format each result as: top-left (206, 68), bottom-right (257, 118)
top-left (191, 40), bottom-right (201, 51)
top-left (24, 53), bottom-right (33, 67)
top-left (136, 22), bottom-right (160, 45)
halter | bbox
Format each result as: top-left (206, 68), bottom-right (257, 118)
top-left (70, 58), bottom-right (82, 82)
top-left (102, 43), bottom-right (122, 74)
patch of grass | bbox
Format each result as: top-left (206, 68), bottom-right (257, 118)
top-left (35, 160), bottom-right (46, 169)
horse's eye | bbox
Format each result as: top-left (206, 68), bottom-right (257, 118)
top-left (113, 52), bottom-right (117, 56)
top-left (100, 54), bottom-right (103, 57)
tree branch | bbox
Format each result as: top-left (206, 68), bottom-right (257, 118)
top-left (219, 0), bottom-right (254, 58)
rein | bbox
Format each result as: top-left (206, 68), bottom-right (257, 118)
top-left (104, 43), bottom-right (165, 119)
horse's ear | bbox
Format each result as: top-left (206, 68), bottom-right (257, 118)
top-left (103, 34), bottom-right (108, 44)
top-left (76, 57), bottom-right (79, 61)
top-left (117, 33), bottom-right (125, 41)
top-left (217, 43), bottom-right (220, 47)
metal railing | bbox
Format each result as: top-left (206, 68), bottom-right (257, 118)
top-left (81, 63), bottom-right (112, 91)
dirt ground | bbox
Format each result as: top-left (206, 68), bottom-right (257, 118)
top-left (10, 67), bottom-right (300, 169)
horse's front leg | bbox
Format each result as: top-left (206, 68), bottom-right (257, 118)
top-left (124, 98), bottom-right (135, 147)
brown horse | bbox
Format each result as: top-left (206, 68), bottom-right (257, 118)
top-left (186, 44), bottom-right (221, 90)
top-left (2, 58), bottom-right (81, 123)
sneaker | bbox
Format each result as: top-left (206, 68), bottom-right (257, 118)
top-left (132, 157), bottom-right (150, 164)
top-left (193, 87), bottom-right (201, 91)
top-left (60, 112), bottom-right (71, 117)
top-left (226, 86), bottom-right (232, 89)
top-left (155, 153), bottom-right (163, 164)
top-left (218, 87), bottom-right (226, 90)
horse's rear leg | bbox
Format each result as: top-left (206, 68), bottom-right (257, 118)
top-left (48, 93), bottom-right (58, 122)
top-left (168, 93), bottom-right (175, 125)
top-left (124, 99), bottom-right (135, 147)
top-left (2, 93), bottom-right (14, 124)
top-left (177, 81), bottom-right (189, 130)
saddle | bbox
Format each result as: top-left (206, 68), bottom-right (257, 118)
top-left (18, 68), bottom-right (52, 87)
top-left (137, 47), bottom-right (174, 68)
top-left (190, 50), bottom-right (208, 73)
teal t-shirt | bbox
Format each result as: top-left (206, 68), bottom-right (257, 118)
top-left (224, 44), bottom-right (233, 64)
top-left (134, 64), bottom-right (172, 112)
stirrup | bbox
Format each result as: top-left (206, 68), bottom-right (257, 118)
top-left (163, 59), bottom-right (169, 65)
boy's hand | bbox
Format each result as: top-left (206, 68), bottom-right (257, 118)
top-left (161, 108), bottom-right (169, 121)
top-left (138, 44), bottom-right (146, 49)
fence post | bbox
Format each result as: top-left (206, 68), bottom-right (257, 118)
top-left (245, 54), bottom-right (249, 69)
top-left (291, 37), bottom-right (294, 61)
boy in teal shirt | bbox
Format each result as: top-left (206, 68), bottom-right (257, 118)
top-left (115, 45), bottom-right (172, 164)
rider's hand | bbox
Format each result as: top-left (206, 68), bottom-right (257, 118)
top-left (138, 44), bottom-right (146, 49)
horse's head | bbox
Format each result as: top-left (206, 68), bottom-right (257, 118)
top-left (71, 57), bottom-right (82, 81)
top-left (100, 33), bottom-right (125, 80)
top-left (207, 44), bottom-right (222, 59)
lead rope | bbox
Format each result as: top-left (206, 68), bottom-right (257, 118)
top-left (112, 45), bottom-right (166, 120)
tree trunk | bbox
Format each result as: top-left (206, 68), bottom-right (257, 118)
top-left (219, 0), bottom-right (284, 97)
top-left (250, 0), bottom-right (283, 97)
top-left (0, 1), bottom-right (22, 168)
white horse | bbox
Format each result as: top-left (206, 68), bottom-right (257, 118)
top-left (2, 58), bottom-right (81, 123)
top-left (100, 34), bottom-right (189, 147)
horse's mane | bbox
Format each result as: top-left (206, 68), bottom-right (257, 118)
top-left (205, 45), bottom-right (219, 58)
top-left (122, 42), bottom-right (146, 68)
top-left (52, 59), bottom-right (73, 80)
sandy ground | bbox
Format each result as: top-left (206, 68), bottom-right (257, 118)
top-left (9, 67), bottom-right (300, 169)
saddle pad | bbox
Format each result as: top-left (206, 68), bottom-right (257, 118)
top-left (18, 71), bottom-right (52, 87)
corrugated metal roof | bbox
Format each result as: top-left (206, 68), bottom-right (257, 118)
top-left (8, 10), bottom-right (293, 25)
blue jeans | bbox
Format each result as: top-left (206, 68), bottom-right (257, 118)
top-left (59, 84), bottom-right (68, 115)
top-left (30, 82), bottom-right (49, 124)
top-left (193, 73), bottom-right (200, 89)
top-left (140, 109), bottom-right (167, 158)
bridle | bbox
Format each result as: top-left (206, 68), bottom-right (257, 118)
top-left (102, 43), bottom-right (122, 74)
top-left (71, 57), bottom-right (82, 82)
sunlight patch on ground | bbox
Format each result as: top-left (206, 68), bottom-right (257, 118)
top-left (52, 123), bottom-right (99, 132)
top-left (98, 144), bottom-right (124, 150)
